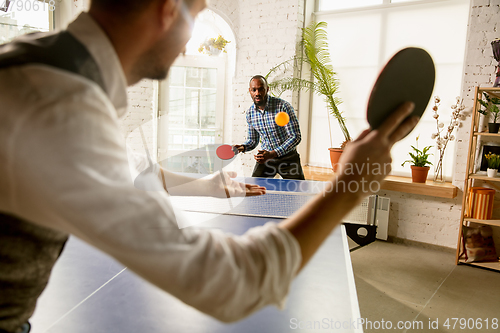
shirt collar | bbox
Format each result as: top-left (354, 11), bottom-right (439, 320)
top-left (67, 13), bottom-right (128, 116)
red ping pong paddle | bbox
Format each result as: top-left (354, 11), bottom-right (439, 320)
top-left (216, 144), bottom-right (236, 160)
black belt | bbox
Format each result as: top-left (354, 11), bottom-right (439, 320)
top-left (277, 149), bottom-right (298, 159)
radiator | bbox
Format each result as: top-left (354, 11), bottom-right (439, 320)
top-left (343, 195), bottom-right (390, 240)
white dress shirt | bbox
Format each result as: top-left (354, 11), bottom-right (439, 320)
top-left (0, 13), bottom-right (301, 322)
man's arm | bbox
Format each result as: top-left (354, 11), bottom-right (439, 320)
top-left (129, 152), bottom-right (265, 197)
top-left (160, 168), bottom-right (266, 197)
top-left (279, 102), bottom-right (418, 270)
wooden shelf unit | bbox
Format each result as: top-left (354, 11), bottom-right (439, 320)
top-left (456, 87), bottom-right (500, 272)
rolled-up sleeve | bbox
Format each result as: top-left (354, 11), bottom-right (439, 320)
top-left (6, 84), bottom-right (302, 322)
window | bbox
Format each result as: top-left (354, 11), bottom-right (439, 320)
top-left (157, 9), bottom-right (235, 174)
top-left (318, 0), bottom-right (427, 11)
top-left (310, 0), bottom-right (470, 180)
top-left (319, 0), bottom-right (384, 11)
top-left (0, 0), bottom-right (51, 44)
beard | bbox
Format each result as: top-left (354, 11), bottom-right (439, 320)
top-left (132, 46), bottom-right (171, 81)
top-left (253, 95), bottom-right (267, 108)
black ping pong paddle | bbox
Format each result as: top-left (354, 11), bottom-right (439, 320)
top-left (367, 47), bottom-right (435, 130)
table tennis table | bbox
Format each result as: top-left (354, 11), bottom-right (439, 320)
top-left (29, 178), bottom-right (363, 333)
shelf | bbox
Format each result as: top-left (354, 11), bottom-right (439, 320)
top-left (468, 173), bottom-right (500, 182)
top-left (474, 131), bottom-right (500, 137)
top-left (303, 166), bottom-right (458, 199)
top-left (463, 218), bottom-right (500, 227)
top-left (476, 87), bottom-right (500, 99)
top-left (458, 259), bottom-right (500, 272)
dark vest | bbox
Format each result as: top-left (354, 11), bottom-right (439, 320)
top-left (0, 31), bottom-right (105, 333)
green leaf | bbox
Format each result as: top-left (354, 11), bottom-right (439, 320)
top-left (265, 21), bottom-right (350, 144)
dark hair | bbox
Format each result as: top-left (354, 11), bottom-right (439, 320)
top-left (91, 0), bottom-right (196, 15)
top-left (249, 75), bottom-right (268, 87)
top-left (91, 0), bottom-right (154, 13)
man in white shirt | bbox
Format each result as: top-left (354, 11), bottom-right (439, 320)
top-left (0, 0), bottom-right (418, 332)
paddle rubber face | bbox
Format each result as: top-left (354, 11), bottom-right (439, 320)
top-left (216, 144), bottom-right (235, 160)
top-left (367, 47), bottom-right (435, 130)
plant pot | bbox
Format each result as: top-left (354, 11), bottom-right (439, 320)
top-left (329, 148), bottom-right (343, 172)
top-left (488, 123), bottom-right (500, 133)
top-left (479, 114), bottom-right (488, 132)
top-left (487, 168), bottom-right (498, 178)
top-left (410, 166), bottom-right (430, 183)
top-left (208, 46), bottom-right (222, 56)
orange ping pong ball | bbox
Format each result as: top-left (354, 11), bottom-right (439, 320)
top-left (275, 112), bottom-right (290, 127)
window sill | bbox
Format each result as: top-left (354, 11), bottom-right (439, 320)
top-left (303, 166), bottom-right (458, 199)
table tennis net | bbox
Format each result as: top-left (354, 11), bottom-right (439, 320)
top-left (170, 190), bottom-right (378, 223)
top-left (170, 191), bottom-right (315, 219)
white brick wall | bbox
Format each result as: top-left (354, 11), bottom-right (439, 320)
top-left (118, 0), bottom-right (500, 249)
top-left (119, 80), bottom-right (156, 161)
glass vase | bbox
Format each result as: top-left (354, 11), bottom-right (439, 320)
top-left (433, 154), bottom-right (445, 183)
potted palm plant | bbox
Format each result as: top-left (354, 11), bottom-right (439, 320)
top-left (402, 137), bottom-right (433, 183)
top-left (265, 21), bottom-right (350, 171)
top-left (478, 92), bottom-right (500, 133)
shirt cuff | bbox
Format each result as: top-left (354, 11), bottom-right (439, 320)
top-left (274, 147), bottom-right (286, 157)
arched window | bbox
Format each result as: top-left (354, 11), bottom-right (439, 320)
top-left (157, 9), bottom-right (236, 173)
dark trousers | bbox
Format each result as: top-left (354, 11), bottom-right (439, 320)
top-left (252, 150), bottom-right (305, 180)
